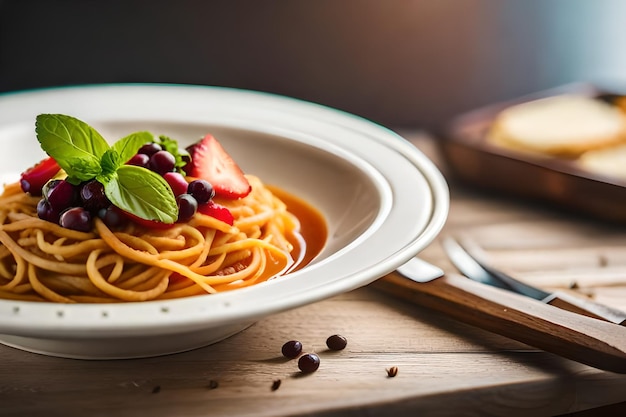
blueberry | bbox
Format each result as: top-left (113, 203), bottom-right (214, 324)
top-left (80, 180), bottom-right (110, 213)
top-left (176, 194), bottom-right (198, 222)
top-left (59, 207), bottom-right (92, 232)
top-left (149, 150), bottom-right (176, 175)
top-left (137, 142), bottom-right (162, 156)
top-left (187, 179), bottom-right (215, 204)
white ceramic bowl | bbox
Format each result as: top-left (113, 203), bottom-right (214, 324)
top-left (0, 84), bottom-right (448, 359)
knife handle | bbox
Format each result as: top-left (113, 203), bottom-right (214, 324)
top-left (375, 271), bottom-right (626, 374)
top-left (544, 291), bottom-right (626, 326)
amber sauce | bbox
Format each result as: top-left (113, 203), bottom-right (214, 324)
top-left (268, 186), bottom-right (328, 273)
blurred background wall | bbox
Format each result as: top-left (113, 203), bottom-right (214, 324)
top-left (1, 0), bottom-right (626, 131)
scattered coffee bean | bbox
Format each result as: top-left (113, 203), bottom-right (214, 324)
top-left (207, 380), bottom-right (219, 389)
top-left (326, 334), bottom-right (347, 350)
top-left (298, 353), bottom-right (320, 373)
top-left (152, 385), bottom-right (161, 394)
top-left (271, 379), bottom-right (282, 391)
top-left (386, 366), bottom-right (399, 378)
top-left (281, 340), bottom-right (303, 358)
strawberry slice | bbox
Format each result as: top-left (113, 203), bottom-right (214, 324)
top-left (185, 134), bottom-right (251, 199)
top-left (20, 157), bottom-right (61, 196)
top-left (197, 201), bottom-right (234, 226)
top-left (123, 201), bottom-right (234, 228)
top-left (119, 209), bottom-right (177, 230)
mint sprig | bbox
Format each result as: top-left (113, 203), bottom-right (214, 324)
top-left (35, 114), bottom-right (178, 224)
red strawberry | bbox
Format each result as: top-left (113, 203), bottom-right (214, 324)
top-left (197, 200), bottom-right (234, 225)
top-left (20, 157), bottom-right (61, 196)
top-left (120, 209), bottom-right (176, 230)
top-left (185, 134), bottom-right (251, 199)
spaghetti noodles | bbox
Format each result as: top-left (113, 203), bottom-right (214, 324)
top-left (0, 175), bottom-right (304, 303)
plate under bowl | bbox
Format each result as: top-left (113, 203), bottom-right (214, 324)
top-left (0, 84), bottom-right (449, 359)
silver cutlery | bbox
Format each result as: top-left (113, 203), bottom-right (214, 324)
top-left (442, 236), bottom-right (626, 326)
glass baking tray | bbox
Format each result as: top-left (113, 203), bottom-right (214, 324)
top-left (436, 83), bottom-right (626, 224)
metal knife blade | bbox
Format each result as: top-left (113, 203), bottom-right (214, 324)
top-left (375, 257), bottom-right (626, 373)
top-left (443, 237), bottom-right (626, 326)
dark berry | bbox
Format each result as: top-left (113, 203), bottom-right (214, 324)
top-left (149, 150), bottom-right (176, 174)
top-left (42, 179), bottom-right (62, 200)
top-left (138, 142), bottom-right (162, 156)
top-left (127, 153), bottom-right (150, 168)
top-left (281, 340), bottom-right (303, 359)
top-left (163, 172), bottom-right (189, 197)
top-left (187, 179), bottom-right (215, 204)
top-left (59, 207), bottom-right (92, 232)
top-left (298, 353), bottom-right (320, 373)
top-left (80, 180), bottom-right (110, 212)
top-left (37, 199), bottom-right (60, 223)
top-left (176, 194), bottom-right (198, 222)
top-left (98, 206), bottom-right (126, 229)
top-left (45, 180), bottom-right (78, 211)
top-left (326, 334), bottom-right (347, 351)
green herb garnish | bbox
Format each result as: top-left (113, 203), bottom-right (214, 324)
top-left (35, 114), bottom-right (178, 224)
top-left (155, 135), bottom-right (190, 174)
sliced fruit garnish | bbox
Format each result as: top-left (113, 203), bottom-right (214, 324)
top-left (185, 134), bottom-right (251, 199)
top-left (198, 200), bottom-right (234, 225)
top-left (120, 209), bottom-right (177, 230)
top-left (20, 157), bottom-right (61, 196)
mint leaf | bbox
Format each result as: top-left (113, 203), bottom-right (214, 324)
top-left (65, 157), bottom-right (103, 183)
top-left (36, 114), bottom-right (109, 159)
top-left (36, 114), bottom-right (109, 181)
top-left (100, 149), bottom-right (120, 178)
top-left (103, 165), bottom-right (178, 224)
top-left (113, 131), bottom-right (153, 165)
top-left (101, 132), bottom-right (152, 179)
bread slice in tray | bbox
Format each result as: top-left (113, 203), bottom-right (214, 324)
top-left (578, 143), bottom-right (626, 180)
top-left (487, 94), bottom-right (626, 157)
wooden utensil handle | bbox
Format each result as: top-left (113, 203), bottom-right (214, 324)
top-left (375, 272), bottom-right (626, 374)
top-left (545, 291), bottom-right (626, 326)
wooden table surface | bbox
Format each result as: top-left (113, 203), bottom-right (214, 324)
top-left (2, 131), bottom-right (626, 417)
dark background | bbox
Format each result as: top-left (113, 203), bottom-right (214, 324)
top-left (1, 0), bottom-right (626, 130)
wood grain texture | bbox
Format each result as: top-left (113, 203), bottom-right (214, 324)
top-left (1, 131), bottom-right (625, 417)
